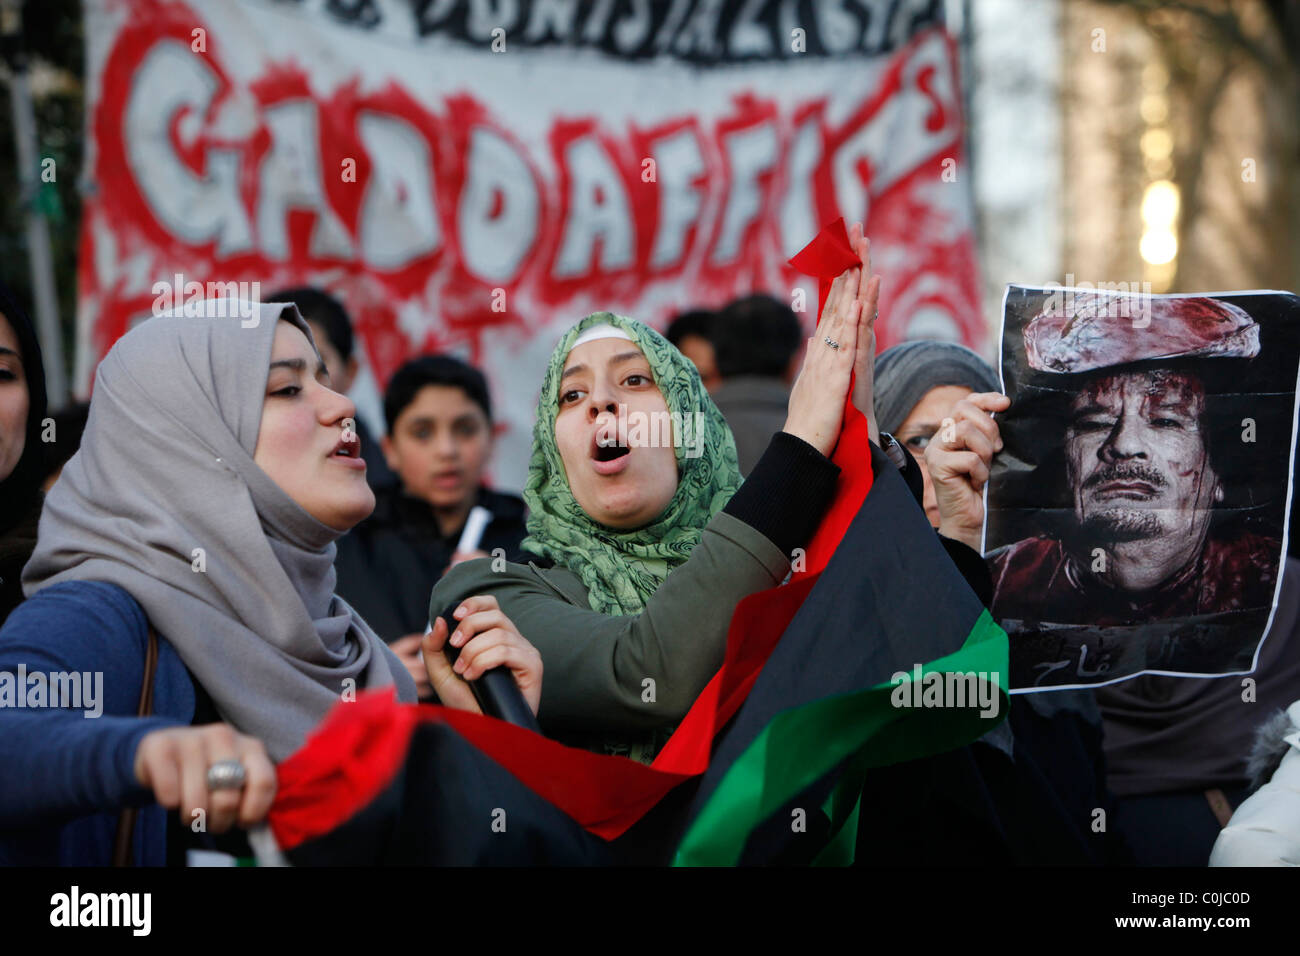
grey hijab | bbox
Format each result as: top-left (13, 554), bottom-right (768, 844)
top-left (874, 340), bottom-right (1001, 435)
top-left (23, 300), bottom-right (416, 761)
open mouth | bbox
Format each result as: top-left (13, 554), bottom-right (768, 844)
top-left (330, 436), bottom-right (359, 459)
top-left (590, 431), bottom-right (631, 475)
top-left (591, 427), bottom-right (630, 462)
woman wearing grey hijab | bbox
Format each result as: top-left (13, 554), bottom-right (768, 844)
top-left (0, 300), bottom-right (537, 865)
top-left (904, 342), bottom-right (1115, 865)
top-left (873, 340), bottom-right (1003, 531)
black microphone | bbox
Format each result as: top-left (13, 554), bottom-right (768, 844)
top-left (436, 602), bottom-right (540, 733)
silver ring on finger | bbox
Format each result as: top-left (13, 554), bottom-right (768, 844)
top-left (206, 759), bottom-right (247, 791)
top-left (823, 336), bottom-right (841, 350)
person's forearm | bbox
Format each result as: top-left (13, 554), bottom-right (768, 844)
top-left (436, 514), bottom-right (791, 734)
top-left (589, 432), bottom-right (839, 725)
top-left (722, 431), bottom-right (841, 557)
top-left (0, 710), bottom-right (178, 827)
top-left (550, 431), bottom-right (837, 728)
top-left (435, 433), bottom-right (840, 734)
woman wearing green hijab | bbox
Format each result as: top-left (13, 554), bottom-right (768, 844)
top-left (429, 234), bottom-right (878, 762)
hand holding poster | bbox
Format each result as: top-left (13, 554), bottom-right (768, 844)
top-left (985, 285), bottom-right (1300, 690)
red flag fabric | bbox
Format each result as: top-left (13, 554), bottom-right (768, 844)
top-left (271, 219), bottom-right (877, 846)
top-left (789, 217), bottom-right (861, 318)
top-left (787, 216), bottom-right (876, 575)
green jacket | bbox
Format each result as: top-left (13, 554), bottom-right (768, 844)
top-left (429, 510), bottom-right (790, 762)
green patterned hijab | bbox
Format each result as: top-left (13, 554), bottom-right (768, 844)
top-left (522, 312), bottom-right (743, 615)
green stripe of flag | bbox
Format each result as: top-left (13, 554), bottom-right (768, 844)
top-left (672, 610), bottom-right (1009, 866)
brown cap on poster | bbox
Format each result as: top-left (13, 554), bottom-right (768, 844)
top-left (1023, 292), bottom-right (1260, 374)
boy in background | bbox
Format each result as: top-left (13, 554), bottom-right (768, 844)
top-left (335, 355), bottom-right (527, 697)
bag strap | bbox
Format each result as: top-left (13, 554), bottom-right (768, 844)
top-left (112, 625), bottom-right (159, 867)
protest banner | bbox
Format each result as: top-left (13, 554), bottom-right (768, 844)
top-left (79, 0), bottom-right (982, 485)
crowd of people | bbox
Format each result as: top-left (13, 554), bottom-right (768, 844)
top-left (1, 221), bottom-right (1298, 866)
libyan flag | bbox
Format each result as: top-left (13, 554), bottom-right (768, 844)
top-left (263, 221), bottom-right (1010, 866)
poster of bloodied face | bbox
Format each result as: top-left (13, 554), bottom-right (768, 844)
top-left (983, 285), bottom-right (1300, 691)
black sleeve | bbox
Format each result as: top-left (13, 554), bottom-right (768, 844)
top-left (723, 431), bottom-right (841, 557)
top-left (938, 533), bottom-right (993, 608)
top-left (881, 432), bottom-right (924, 508)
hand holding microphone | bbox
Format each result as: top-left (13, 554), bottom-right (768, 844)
top-left (421, 595), bottom-right (543, 729)
top-left (417, 506), bottom-right (542, 730)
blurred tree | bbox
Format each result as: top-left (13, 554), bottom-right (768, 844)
top-left (0, 0), bottom-right (83, 393)
top-left (1095, 0), bottom-right (1300, 291)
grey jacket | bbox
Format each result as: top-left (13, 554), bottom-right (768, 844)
top-left (710, 376), bottom-right (789, 475)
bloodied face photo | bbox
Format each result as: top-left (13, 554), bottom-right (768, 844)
top-left (1066, 369), bottom-right (1221, 551)
top-left (985, 286), bottom-right (1300, 690)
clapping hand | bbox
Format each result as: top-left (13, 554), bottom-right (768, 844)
top-left (783, 220), bottom-right (881, 456)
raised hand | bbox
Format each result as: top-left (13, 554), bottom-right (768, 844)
top-left (846, 221), bottom-right (882, 443)
top-left (782, 220), bottom-right (881, 457)
top-left (782, 274), bottom-right (860, 456)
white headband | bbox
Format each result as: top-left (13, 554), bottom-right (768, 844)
top-left (570, 322), bottom-right (635, 349)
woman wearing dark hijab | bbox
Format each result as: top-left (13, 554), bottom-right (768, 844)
top-left (0, 299), bottom-right (539, 865)
top-left (0, 281), bottom-right (48, 625)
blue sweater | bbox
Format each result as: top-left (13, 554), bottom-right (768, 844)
top-left (0, 580), bottom-right (194, 865)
